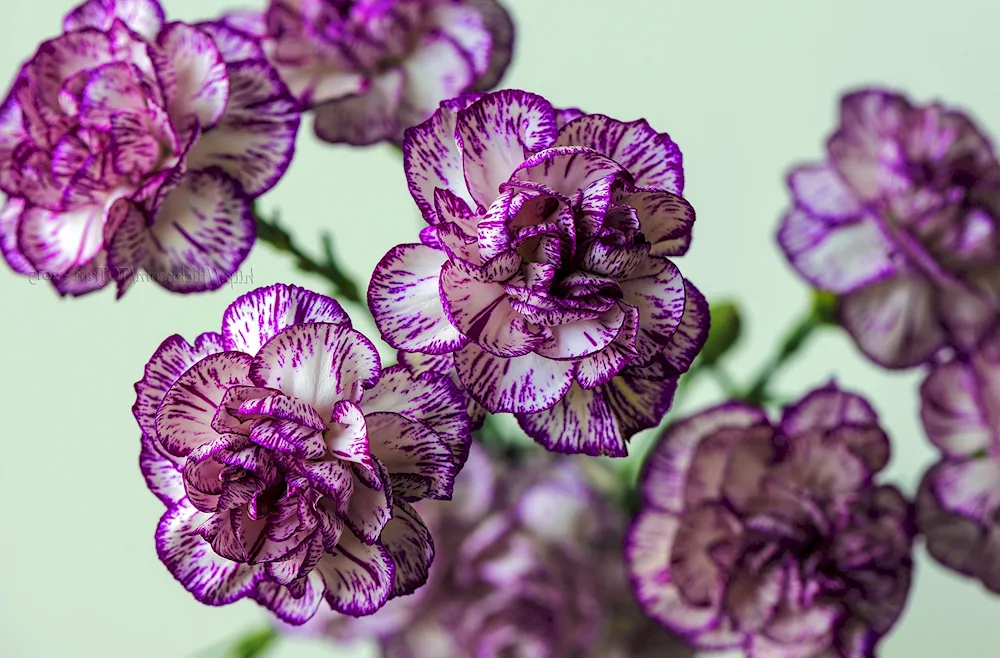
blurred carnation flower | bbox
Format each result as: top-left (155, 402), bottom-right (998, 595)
top-left (134, 283), bottom-right (471, 624)
top-left (284, 443), bottom-right (695, 658)
top-left (0, 0), bottom-right (300, 296)
top-left (777, 88), bottom-right (1000, 368)
top-left (916, 327), bottom-right (1000, 592)
top-left (369, 89), bottom-right (708, 457)
top-left (627, 383), bottom-right (915, 657)
top-left (224, 0), bottom-right (513, 145)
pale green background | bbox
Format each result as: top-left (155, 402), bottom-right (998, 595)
top-left (1, 0), bottom-right (998, 656)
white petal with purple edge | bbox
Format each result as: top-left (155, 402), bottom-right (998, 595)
top-left (134, 331), bottom-right (225, 438)
top-left (252, 572), bottom-right (325, 625)
top-left (185, 59), bottom-right (299, 197)
top-left (156, 502), bottom-right (264, 605)
top-left (617, 191), bottom-right (695, 257)
top-left (0, 198), bottom-right (32, 274)
top-left (313, 70), bottom-right (403, 146)
top-left (382, 500), bottom-right (434, 597)
top-left (250, 323), bottom-right (382, 417)
top-left (441, 261), bottom-right (544, 357)
top-left (366, 411), bottom-right (458, 500)
top-left (145, 168), bottom-right (254, 293)
top-left (787, 163), bottom-right (863, 221)
top-left (920, 361), bottom-right (992, 457)
top-left (317, 528), bottom-right (394, 616)
top-left (140, 432), bottom-right (184, 507)
top-left (155, 23), bottom-right (229, 129)
top-left (430, 3), bottom-right (491, 74)
top-left (619, 258), bottom-right (687, 363)
top-left (555, 114), bottom-right (683, 193)
top-left (840, 275), bottom-right (946, 368)
top-left (155, 351), bottom-right (252, 456)
top-left (222, 282), bottom-right (349, 355)
top-left (346, 472), bottom-right (393, 546)
top-left (397, 31), bottom-right (476, 130)
top-left (465, 0), bottom-right (513, 90)
top-left (368, 244), bottom-right (467, 354)
top-left (17, 204), bottom-right (104, 276)
top-left (508, 146), bottom-right (624, 204)
top-left (662, 280), bottom-right (710, 374)
top-left (457, 90), bottom-right (558, 210)
top-left (194, 21), bottom-right (264, 63)
top-left (777, 209), bottom-right (896, 294)
top-left (64, 0), bottom-right (165, 40)
top-left (455, 342), bottom-right (574, 414)
top-left (106, 198), bottom-right (150, 297)
top-left (517, 383), bottom-right (626, 457)
top-left (534, 306), bottom-right (626, 360)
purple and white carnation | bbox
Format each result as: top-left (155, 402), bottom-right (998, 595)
top-left (626, 383), bottom-right (915, 657)
top-left (777, 88), bottom-right (1000, 368)
top-left (916, 327), bottom-right (1000, 591)
top-left (368, 90), bottom-right (708, 457)
top-left (287, 443), bottom-right (695, 658)
top-left (0, 0), bottom-right (299, 296)
top-left (134, 283), bottom-right (471, 624)
top-left (224, 0), bottom-right (513, 146)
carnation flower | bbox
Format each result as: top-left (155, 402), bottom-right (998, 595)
top-left (777, 88), bottom-right (1000, 368)
top-left (286, 443), bottom-right (694, 658)
top-left (0, 0), bottom-right (299, 296)
top-left (134, 283), bottom-right (471, 624)
top-left (368, 90), bottom-right (708, 457)
top-left (916, 327), bottom-right (1000, 591)
top-left (627, 384), bottom-right (915, 657)
top-left (224, 0), bottom-right (513, 146)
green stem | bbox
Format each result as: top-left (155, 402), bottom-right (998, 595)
top-left (253, 203), bottom-right (363, 305)
top-left (226, 627), bottom-right (278, 658)
top-left (740, 291), bottom-right (836, 405)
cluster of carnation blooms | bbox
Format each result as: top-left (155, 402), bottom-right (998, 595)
top-left (5, 1), bottom-right (1000, 657)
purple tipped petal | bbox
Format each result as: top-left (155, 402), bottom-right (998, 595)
top-left (618, 191), bottom-right (695, 257)
top-left (194, 21), bottom-right (264, 63)
top-left (317, 529), bottom-right (395, 617)
top-left (156, 502), bottom-right (264, 604)
top-left (917, 462), bottom-right (987, 579)
top-left (249, 323), bottom-right (382, 417)
top-left (619, 258), bottom-right (688, 364)
top-left (145, 169), bottom-right (254, 293)
top-left (134, 331), bottom-right (226, 438)
top-left (155, 351), bottom-right (253, 457)
top-left (252, 573), bottom-right (325, 625)
top-left (0, 198), bottom-right (33, 274)
top-left (313, 71), bottom-right (403, 146)
top-left (222, 282), bottom-right (349, 355)
top-left (366, 411), bottom-right (458, 500)
top-left (361, 364), bottom-right (471, 464)
top-left (457, 90), bottom-right (558, 210)
top-left (17, 204), bottom-right (104, 277)
top-left (185, 59), bottom-right (299, 196)
top-left (155, 22), bottom-right (229, 129)
top-left (840, 275), bottom-right (947, 368)
top-left (455, 343), bottom-right (575, 414)
top-left (465, 0), bottom-right (513, 91)
top-left (555, 114), bottom-right (683, 193)
top-left (64, 0), bottom-right (165, 40)
top-left (516, 384), bottom-right (626, 457)
top-left (140, 432), bottom-right (184, 506)
top-left (381, 500), bottom-right (434, 597)
top-left (347, 473), bottom-right (393, 546)
top-left (662, 280), bottom-right (710, 374)
top-left (777, 208), bottom-right (897, 294)
top-left (920, 360), bottom-right (993, 457)
top-left (398, 31), bottom-right (476, 130)
top-left (368, 244), bottom-right (467, 354)
top-left (787, 164), bottom-right (863, 221)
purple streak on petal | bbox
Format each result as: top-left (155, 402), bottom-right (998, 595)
top-left (0, 198), bottom-right (33, 274)
top-left (317, 528), bottom-right (395, 617)
top-left (313, 70), bottom-right (404, 146)
top-left (155, 22), bottom-right (230, 129)
top-left (517, 383), bottom-right (627, 457)
top-left (381, 499), bottom-right (434, 597)
top-left (455, 342), bottom-right (574, 414)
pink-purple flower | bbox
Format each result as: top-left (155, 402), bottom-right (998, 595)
top-left (135, 283), bottom-right (471, 624)
top-left (916, 327), bottom-right (1000, 592)
top-left (626, 384), bottom-right (915, 657)
top-left (0, 0), bottom-right (300, 296)
top-left (777, 88), bottom-right (1000, 368)
top-left (224, 0), bottom-right (513, 146)
top-left (288, 444), bottom-right (695, 657)
top-left (368, 90), bottom-right (708, 457)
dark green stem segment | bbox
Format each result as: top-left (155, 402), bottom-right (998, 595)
top-left (227, 627), bottom-right (278, 658)
top-left (740, 290), bottom-right (837, 406)
top-left (253, 204), bottom-right (363, 305)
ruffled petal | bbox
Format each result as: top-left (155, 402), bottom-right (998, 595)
top-left (516, 383), bottom-right (626, 457)
top-left (619, 257), bottom-right (688, 364)
top-left (382, 499), bottom-right (435, 597)
top-left (313, 70), bottom-right (403, 146)
top-left (222, 282), bottom-right (349, 355)
top-left (777, 209), bottom-right (897, 294)
top-left (317, 528), bottom-right (394, 616)
top-left (155, 502), bottom-right (264, 604)
top-left (155, 22), bottom-right (229, 129)
top-left (0, 198), bottom-right (33, 274)
top-left (465, 0), bottom-right (513, 91)
top-left (360, 364), bottom-right (471, 465)
top-left (155, 351), bottom-right (253, 456)
top-left (920, 360), bottom-right (993, 457)
top-left (554, 114), bottom-right (683, 193)
top-left (64, 0), bottom-right (165, 40)
top-left (454, 343), bottom-right (575, 414)
top-left (140, 432), bottom-right (185, 507)
top-left (194, 21), bottom-right (264, 63)
top-left (397, 31), bottom-right (476, 131)
top-left (365, 411), bottom-right (458, 500)
top-left (368, 243), bottom-right (467, 354)
top-left (17, 204), bottom-right (104, 276)
top-left (662, 279), bottom-right (710, 374)
top-left (617, 190), bottom-right (695, 257)
top-left (917, 462), bottom-right (988, 579)
top-left (249, 323), bottom-right (382, 417)
top-left (134, 331), bottom-right (225, 438)
top-left (457, 90), bottom-right (558, 211)
top-left (839, 275), bottom-right (946, 368)
top-left (787, 163), bottom-right (863, 221)
top-left (185, 59), bottom-right (299, 196)
top-left (251, 572), bottom-right (325, 626)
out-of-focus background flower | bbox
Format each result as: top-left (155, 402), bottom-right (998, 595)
top-left (1, 1), bottom-right (1000, 656)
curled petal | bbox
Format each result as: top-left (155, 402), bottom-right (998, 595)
top-left (0, 198), bottom-right (33, 274)
top-left (787, 163), bottom-right (863, 221)
top-left (64, 0), bottom-right (165, 40)
top-left (313, 71), bottom-right (403, 146)
top-left (155, 22), bottom-right (229, 129)
top-left (382, 499), bottom-right (435, 597)
top-left (920, 360), bottom-right (993, 457)
top-left (366, 411), bottom-right (458, 500)
top-left (252, 572), bottom-right (325, 626)
top-left (317, 529), bottom-right (395, 617)
top-left (516, 383), bottom-right (626, 457)
top-left (455, 343), bottom-right (575, 414)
